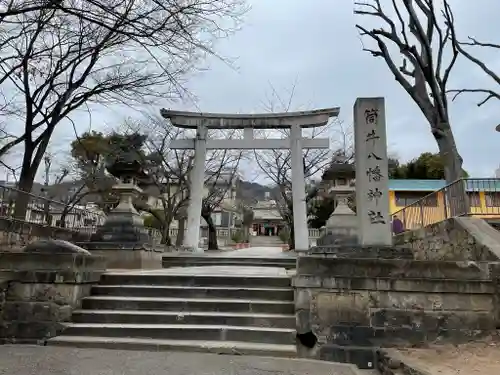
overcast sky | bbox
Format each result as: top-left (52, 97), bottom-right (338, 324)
top-left (36, 0), bottom-right (500, 182)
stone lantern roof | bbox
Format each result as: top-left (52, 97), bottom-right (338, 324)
top-left (322, 161), bottom-right (355, 181)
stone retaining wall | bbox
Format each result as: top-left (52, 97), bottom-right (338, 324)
top-left (0, 252), bottom-right (106, 343)
top-left (294, 252), bottom-right (497, 369)
top-left (393, 217), bottom-right (500, 261)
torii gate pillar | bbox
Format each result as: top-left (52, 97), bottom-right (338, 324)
top-left (185, 125), bottom-right (208, 250)
top-left (161, 108), bottom-right (340, 252)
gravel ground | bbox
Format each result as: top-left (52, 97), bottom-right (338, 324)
top-left (394, 335), bottom-right (500, 375)
top-left (0, 345), bottom-right (359, 375)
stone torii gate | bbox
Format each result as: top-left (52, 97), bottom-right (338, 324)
top-left (160, 108), bottom-right (340, 251)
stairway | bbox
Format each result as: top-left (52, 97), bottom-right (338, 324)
top-left (250, 235), bottom-right (284, 247)
top-left (162, 254), bottom-right (296, 269)
top-left (48, 271), bottom-right (297, 357)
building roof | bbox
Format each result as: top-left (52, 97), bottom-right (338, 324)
top-left (388, 179), bottom-right (446, 192)
top-left (253, 209), bottom-right (282, 220)
top-left (388, 179), bottom-right (500, 192)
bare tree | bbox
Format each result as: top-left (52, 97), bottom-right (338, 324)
top-left (0, 0), bottom-right (246, 219)
top-left (355, 0), bottom-right (464, 186)
top-left (136, 116), bottom-right (242, 250)
top-left (201, 147), bottom-right (241, 250)
top-left (444, 11), bottom-right (500, 106)
top-left (41, 152), bottom-right (99, 228)
top-left (134, 117), bottom-right (192, 246)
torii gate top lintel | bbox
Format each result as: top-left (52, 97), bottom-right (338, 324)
top-left (160, 107), bottom-right (340, 129)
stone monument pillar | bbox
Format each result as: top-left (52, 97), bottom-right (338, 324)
top-left (354, 97), bottom-right (391, 245)
top-left (290, 124), bottom-right (310, 251)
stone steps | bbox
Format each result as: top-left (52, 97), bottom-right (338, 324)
top-left (81, 296), bottom-right (295, 314)
top-left (71, 310), bottom-right (295, 328)
top-left (250, 236), bottom-right (284, 246)
top-left (48, 271), bottom-right (297, 357)
top-left (48, 336), bottom-right (297, 357)
top-left (59, 323), bottom-right (296, 345)
top-left (91, 285), bottom-right (294, 300)
top-left (99, 273), bottom-right (293, 287)
top-left (162, 256), bottom-right (296, 269)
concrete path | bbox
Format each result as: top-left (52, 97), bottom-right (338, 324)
top-left (0, 346), bottom-right (360, 375)
top-left (109, 246), bottom-right (296, 276)
top-left (223, 246), bottom-right (293, 257)
top-left (108, 265), bottom-right (293, 277)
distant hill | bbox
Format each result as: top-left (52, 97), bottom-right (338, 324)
top-left (237, 180), bottom-right (281, 204)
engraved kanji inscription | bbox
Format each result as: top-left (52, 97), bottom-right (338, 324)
top-left (367, 188), bottom-right (383, 205)
top-left (366, 129), bottom-right (380, 147)
top-left (368, 210), bottom-right (386, 224)
top-left (365, 108), bottom-right (379, 124)
top-left (366, 166), bottom-right (383, 182)
top-left (368, 152), bottom-right (382, 161)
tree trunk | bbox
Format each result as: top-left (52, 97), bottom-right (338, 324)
top-left (242, 225), bottom-right (249, 242)
top-left (202, 211), bottom-right (218, 250)
top-left (434, 124), bottom-right (468, 216)
top-left (435, 125), bottom-right (464, 184)
top-left (160, 218), bottom-right (172, 246)
top-left (14, 132), bottom-right (52, 221)
top-left (176, 218), bottom-right (185, 246)
top-left (206, 219), bottom-right (218, 250)
top-left (161, 229), bottom-right (172, 246)
top-left (14, 166), bottom-right (37, 221)
top-left (287, 222), bottom-right (295, 250)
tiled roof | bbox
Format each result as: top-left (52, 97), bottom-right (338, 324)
top-left (388, 179), bottom-right (500, 192)
top-left (388, 179), bottom-right (446, 191)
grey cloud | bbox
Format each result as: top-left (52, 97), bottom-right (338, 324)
top-left (47, 0), bottom-right (500, 182)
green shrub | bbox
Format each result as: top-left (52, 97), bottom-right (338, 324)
top-left (278, 228), bottom-right (290, 243)
top-left (231, 230), bottom-right (244, 243)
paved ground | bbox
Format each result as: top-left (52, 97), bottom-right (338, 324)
top-left (180, 246), bottom-right (293, 257)
top-left (109, 246), bottom-right (296, 276)
top-left (223, 246), bottom-right (292, 257)
top-left (0, 346), bottom-right (360, 375)
top-left (110, 265), bottom-right (293, 276)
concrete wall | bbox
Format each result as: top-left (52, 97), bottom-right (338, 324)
top-left (294, 252), bottom-right (497, 367)
top-left (393, 217), bottom-right (500, 261)
top-left (0, 252), bottom-right (106, 343)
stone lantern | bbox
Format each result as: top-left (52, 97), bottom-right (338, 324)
top-left (317, 158), bottom-right (357, 246)
top-left (90, 144), bottom-right (151, 246)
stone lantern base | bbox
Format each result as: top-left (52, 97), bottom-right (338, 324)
top-left (318, 192), bottom-right (358, 246)
top-left (79, 182), bottom-right (159, 269)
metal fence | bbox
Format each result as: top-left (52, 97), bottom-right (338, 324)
top-left (0, 185), bottom-right (105, 250)
top-left (393, 178), bottom-right (500, 231)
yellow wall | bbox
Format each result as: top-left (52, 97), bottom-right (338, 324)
top-left (389, 190), bottom-right (500, 229)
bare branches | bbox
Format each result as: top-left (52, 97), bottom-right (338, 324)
top-left (355, 0), bottom-right (464, 184)
top-left (354, 0), bottom-right (457, 122)
top-left (132, 115), bottom-right (242, 248)
top-left (443, 9), bottom-right (500, 107)
top-left (0, 0), bottom-right (247, 204)
top-left (449, 88), bottom-right (500, 107)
